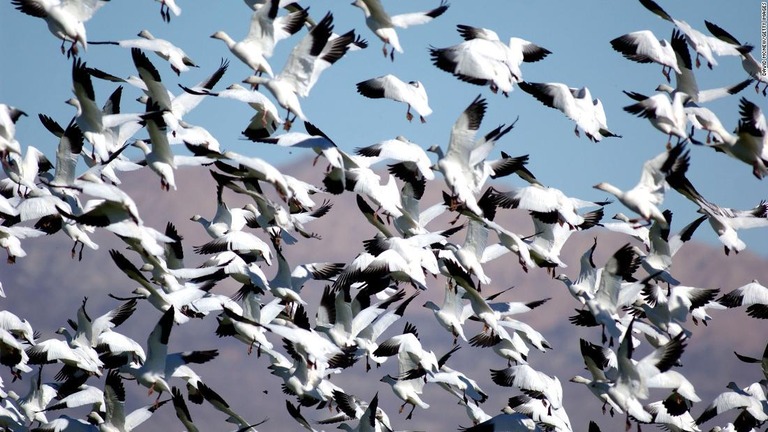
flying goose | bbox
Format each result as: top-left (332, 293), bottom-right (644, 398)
top-left (666, 156), bottom-right (768, 255)
top-left (655, 29), bottom-right (752, 105)
top-left (430, 95), bottom-right (515, 217)
top-left (519, 81), bottom-right (620, 142)
top-left (705, 19), bottom-right (768, 95)
top-left (11, 0), bottom-right (110, 57)
top-left (719, 279), bottom-right (768, 319)
top-left (90, 30), bottom-right (198, 75)
top-left (623, 89), bottom-right (691, 146)
top-left (244, 12), bottom-right (356, 130)
top-left (356, 74), bottom-right (432, 123)
top-left (210, 0), bottom-right (307, 76)
top-left (610, 29), bottom-right (681, 82)
top-left (639, 0), bottom-right (751, 69)
top-left (351, 0), bottom-right (449, 60)
top-left (0, 104), bottom-right (26, 156)
top-left (694, 97), bottom-right (768, 180)
top-left (430, 25), bottom-right (551, 96)
top-left (594, 142), bottom-right (687, 228)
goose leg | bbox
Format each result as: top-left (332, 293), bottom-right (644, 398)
top-left (406, 106), bottom-right (413, 122)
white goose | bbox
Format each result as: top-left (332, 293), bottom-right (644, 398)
top-left (655, 29), bottom-right (752, 105)
top-left (705, 20), bottom-right (768, 95)
top-left (695, 97), bottom-right (768, 180)
top-left (11, 0), bottom-right (110, 57)
top-left (610, 29), bottom-right (681, 82)
top-left (666, 158), bottom-right (768, 255)
top-left (639, 0), bottom-right (751, 69)
top-left (594, 142), bottom-right (687, 228)
top-left (244, 12), bottom-right (355, 130)
top-left (211, 0), bottom-right (307, 76)
top-left (430, 25), bottom-right (551, 96)
top-left (181, 83), bottom-right (282, 140)
top-left (356, 74), bottom-right (432, 123)
top-left (351, 0), bottom-right (449, 60)
top-left (0, 104), bottom-right (26, 156)
top-left (90, 30), bottom-right (197, 75)
top-left (430, 95), bottom-right (514, 217)
top-left (518, 81), bottom-right (620, 142)
top-left (719, 279), bottom-right (768, 319)
top-left (623, 89), bottom-right (691, 146)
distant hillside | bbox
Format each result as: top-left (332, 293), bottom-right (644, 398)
top-left (2, 160), bottom-right (767, 432)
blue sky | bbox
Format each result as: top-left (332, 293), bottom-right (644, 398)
top-left (1, 0), bottom-right (765, 256)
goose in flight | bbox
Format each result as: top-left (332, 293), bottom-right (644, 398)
top-left (518, 81), bottom-right (620, 142)
top-left (654, 29), bottom-right (752, 105)
top-left (430, 24), bottom-right (551, 96)
top-left (594, 142), bottom-right (687, 229)
top-left (211, 0), bottom-right (307, 77)
top-left (0, 104), bottom-right (26, 157)
top-left (705, 20), bottom-right (768, 95)
top-left (719, 279), bottom-right (768, 319)
top-left (351, 0), bottom-right (449, 60)
top-left (639, 0), bottom-right (752, 69)
top-left (666, 155), bottom-right (768, 255)
top-left (90, 30), bottom-right (198, 75)
top-left (11, 0), bottom-right (111, 57)
top-left (356, 74), bottom-right (432, 123)
top-left (610, 29), bottom-right (680, 82)
top-left (430, 95), bottom-right (515, 217)
top-left (623, 89), bottom-right (691, 147)
top-left (244, 12), bottom-right (356, 130)
top-left (687, 98), bottom-right (768, 179)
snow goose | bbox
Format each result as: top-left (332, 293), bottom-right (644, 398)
top-left (705, 20), bottom-right (768, 95)
top-left (666, 158), bottom-right (768, 255)
top-left (430, 25), bottom-right (551, 96)
top-left (639, 0), bottom-right (751, 69)
top-left (69, 59), bottom-right (142, 162)
top-left (610, 30), bottom-right (681, 82)
top-left (320, 391), bottom-right (393, 432)
top-left (90, 30), bottom-right (197, 75)
top-left (490, 179), bottom-right (608, 229)
top-left (0, 104), bottom-right (26, 156)
top-left (181, 83), bottom-right (282, 140)
top-left (594, 142), bottom-right (687, 228)
top-left (133, 109), bottom-right (177, 192)
top-left (351, 0), bottom-right (449, 60)
top-left (355, 135), bottom-right (435, 181)
top-left (504, 394), bottom-right (572, 432)
top-left (694, 97), bottom-right (768, 180)
top-left (519, 81), bottom-right (620, 142)
top-left (623, 89), bottom-right (691, 146)
top-left (243, 12), bottom-right (356, 130)
top-left (423, 282), bottom-right (472, 344)
top-left (695, 381), bottom-right (768, 429)
top-left (11, 0), bottom-right (110, 57)
top-left (635, 210), bottom-right (706, 285)
top-left (210, 0), bottom-right (307, 76)
top-left (356, 74), bottom-right (432, 122)
top-left (216, 296), bottom-right (282, 356)
top-left (719, 280), bottom-right (768, 319)
top-left (430, 95), bottom-right (515, 217)
top-left (644, 395), bottom-right (699, 432)
top-left (490, 364), bottom-right (563, 411)
top-left (118, 307), bottom-right (176, 401)
top-left (655, 29), bottom-right (753, 105)
top-left (130, 48), bottom-right (229, 136)
top-left (83, 370), bottom-right (167, 431)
